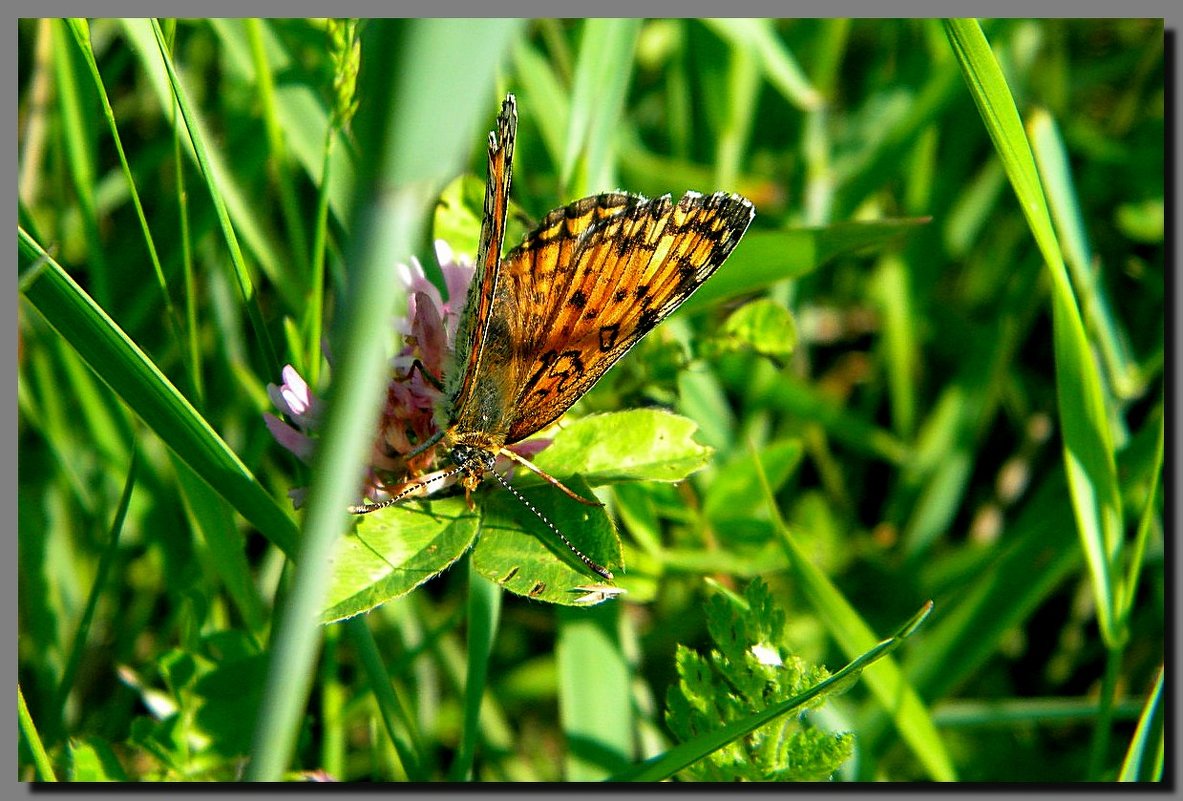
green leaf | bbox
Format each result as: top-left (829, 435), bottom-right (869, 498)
top-left (706, 298), bottom-right (798, 364)
top-left (532, 409), bottom-right (713, 485)
top-left (474, 475), bottom-right (623, 604)
top-left (323, 498), bottom-right (479, 623)
top-left (66, 737), bottom-right (129, 781)
top-left (662, 580), bottom-right (854, 782)
top-left (612, 602), bottom-right (933, 782)
top-left (682, 218), bottom-right (930, 314)
top-left (662, 578), bottom-right (856, 781)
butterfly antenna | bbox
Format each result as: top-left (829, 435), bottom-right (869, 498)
top-left (487, 470), bottom-right (614, 582)
top-left (349, 465), bottom-right (465, 515)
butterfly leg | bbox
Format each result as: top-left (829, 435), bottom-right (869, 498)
top-left (407, 358), bottom-right (444, 391)
top-left (498, 448), bottom-right (604, 507)
top-left (404, 429), bottom-right (446, 460)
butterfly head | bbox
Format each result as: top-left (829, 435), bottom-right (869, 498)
top-left (447, 441), bottom-right (499, 494)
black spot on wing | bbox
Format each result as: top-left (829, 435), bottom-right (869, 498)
top-left (636, 307), bottom-right (660, 336)
top-left (599, 323), bottom-right (620, 351)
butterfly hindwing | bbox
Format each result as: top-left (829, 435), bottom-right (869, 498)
top-left (499, 190), bottom-right (754, 443)
top-left (443, 94), bottom-right (517, 430)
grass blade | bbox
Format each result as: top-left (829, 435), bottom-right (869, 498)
top-left (448, 563), bottom-right (502, 781)
top-left (18, 685), bottom-right (58, 782)
top-left (702, 19), bottom-right (823, 112)
top-left (943, 18), bottom-right (1123, 647)
top-left (561, 19), bottom-right (642, 195)
top-left (244, 19), bottom-right (524, 781)
top-left (148, 19), bottom-right (281, 382)
top-left (558, 603), bottom-right (631, 780)
top-left (18, 231), bottom-right (299, 556)
top-left (117, 19), bottom-right (292, 307)
top-left (755, 448), bottom-right (955, 781)
top-left (1117, 666), bottom-right (1164, 782)
top-left (609, 603), bottom-right (933, 782)
top-left (64, 19), bottom-right (193, 394)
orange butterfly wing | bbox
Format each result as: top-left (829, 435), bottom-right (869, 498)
top-left (443, 94), bottom-right (516, 431)
top-left (497, 190), bottom-right (755, 444)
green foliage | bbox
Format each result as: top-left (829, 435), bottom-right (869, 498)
top-left (665, 581), bottom-right (854, 781)
top-left (705, 298), bottom-right (798, 366)
top-left (330, 409), bottom-right (708, 618)
top-left (114, 637), bottom-right (269, 780)
top-left (17, 18), bottom-right (1163, 783)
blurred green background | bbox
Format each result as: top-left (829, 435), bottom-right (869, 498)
top-left (17, 18), bottom-right (1163, 782)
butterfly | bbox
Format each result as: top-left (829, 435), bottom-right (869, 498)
top-left (356, 94), bottom-right (755, 581)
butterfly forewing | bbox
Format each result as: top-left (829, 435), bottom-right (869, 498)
top-left (499, 190), bottom-right (754, 443)
top-left (506, 193), bottom-right (643, 301)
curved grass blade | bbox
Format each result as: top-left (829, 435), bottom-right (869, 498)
top-left (755, 446), bottom-right (955, 781)
top-left (943, 18), bottom-right (1124, 647)
top-left (18, 231), bottom-right (299, 557)
top-left (148, 19), bottom-right (281, 382)
top-left (1118, 666), bottom-right (1164, 782)
top-left (18, 685), bottom-right (57, 782)
top-left (608, 603), bottom-right (933, 782)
